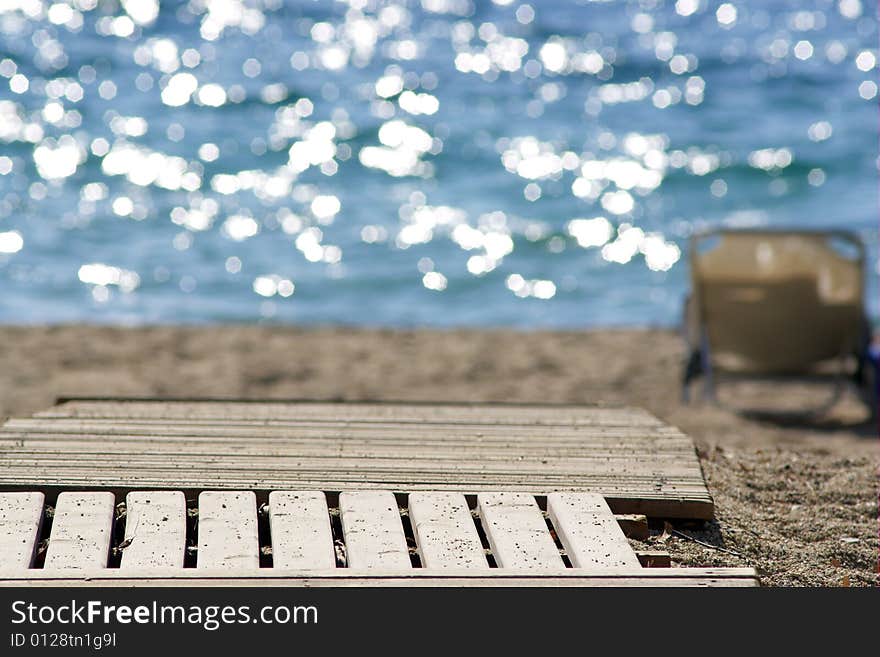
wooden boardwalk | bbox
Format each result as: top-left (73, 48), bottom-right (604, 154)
top-left (0, 399), bottom-right (754, 586)
top-left (0, 399), bottom-right (714, 520)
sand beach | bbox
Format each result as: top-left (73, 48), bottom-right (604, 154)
top-left (1, 324), bottom-right (875, 586)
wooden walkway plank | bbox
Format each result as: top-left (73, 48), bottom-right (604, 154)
top-left (5, 417), bottom-right (683, 441)
top-left (547, 492), bottom-right (640, 568)
top-left (197, 491), bottom-right (259, 570)
top-left (0, 449), bottom-right (708, 472)
top-left (338, 491), bottom-right (411, 570)
top-left (0, 567), bottom-right (760, 587)
top-left (408, 492), bottom-right (487, 569)
top-left (0, 492), bottom-right (45, 570)
top-left (38, 400), bottom-right (664, 427)
top-left (477, 492), bottom-right (564, 569)
top-left (268, 491), bottom-right (335, 570)
top-left (44, 492), bottom-right (115, 569)
top-left (120, 492), bottom-right (186, 570)
top-left (0, 481), bottom-right (712, 522)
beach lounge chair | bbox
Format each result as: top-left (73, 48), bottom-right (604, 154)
top-left (681, 228), bottom-right (878, 418)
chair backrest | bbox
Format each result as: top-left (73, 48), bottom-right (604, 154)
top-left (690, 229), bottom-right (865, 374)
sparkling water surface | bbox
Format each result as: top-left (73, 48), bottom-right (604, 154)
top-left (0, 0), bottom-right (877, 327)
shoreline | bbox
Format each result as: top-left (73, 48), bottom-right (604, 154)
top-left (1, 325), bottom-right (876, 585)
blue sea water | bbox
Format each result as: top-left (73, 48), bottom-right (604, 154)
top-left (0, 0), bottom-right (877, 328)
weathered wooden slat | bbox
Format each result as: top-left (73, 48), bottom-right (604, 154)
top-left (0, 456), bottom-right (705, 481)
top-left (0, 425), bottom-right (708, 445)
top-left (408, 492), bottom-right (487, 569)
top-left (38, 400), bottom-right (663, 427)
top-left (547, 492), bottom-right (640, 568)
top-left (0, 456), bottom-right (694, 475)
top-left (0, 422), bottom-right (694, 443)
top-left (4, 472), bottom-right (699, 486)
top-left (0, 445), bottom-right (700, 466)
top-left (197, 491), bottom-right (259, 570)
top-left (5, 426), bottom-right (683, 447)
top-left (0, 472), bottom-right (709, 495)
top-left (0, 454), bottom-right (706, 476)
top-left (268, 491), bottom-right (335, 570)
top-left (3, 431), bottom-right (684, 453)
top-left (0, 472), bottom-right (711, 490)
top-left (5, 416), bottom-right (683, 436)
top-left (44, 492), bottom-right (115, 569)
top-left (478, 492), bottom-right (564, 569)
top-left (0, 446), bottom-right (700, 466)
top-left (0, 474), bottom-right (710, 500)
top-left (0, 430), bottom-right (694, 451)
top-left (338, 491), bottom-right (410, 570)
top-left (0, 567), bottom-right (760, 587)
top-left (0, 471), bottom-right (707, 490)
top-left (0, 492), bottom-right (44, 569)
top-left (120, 492), bottom-right (186, 570)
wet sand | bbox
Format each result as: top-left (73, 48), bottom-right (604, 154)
top-left (0, 325), bottom-right (876, 586)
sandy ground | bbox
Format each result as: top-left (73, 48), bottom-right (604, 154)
top-left (0, 325), bottom-right (876, 586)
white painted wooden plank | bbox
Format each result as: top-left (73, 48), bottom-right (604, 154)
top-left (0, 492), bottom-right (44, 570)
top-left (338, 491), bottom-right (410, 570)
top-left (197, 491), bottom-right (259, 570)
top-left (547, 492), bottom-right (640, 568)
top-left (477, 492), bottom-right (564, 569)
top-left (120, 492), bottom-right (186, 570)
top-left (268, 491), bottom-right (335, 569)
top-left (44, 492), bottom-right (115, 569)
top-left (0, 567), bottom-right (760, 587)
top-left (408, 492), bottom-right (487, 569)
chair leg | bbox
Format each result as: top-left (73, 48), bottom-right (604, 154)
top-left (853, 316), bottom-right (878, 421)
top-left (699, 331), bottom-right (717, 403)
top-left (702, 364), bottom-right (717, 403)
top-left (860, 345), bottom-right (880, 421)
top-left (682, 350), bottom-right (702, 403)
top-left (813, 374), bottom-right (846, 418)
